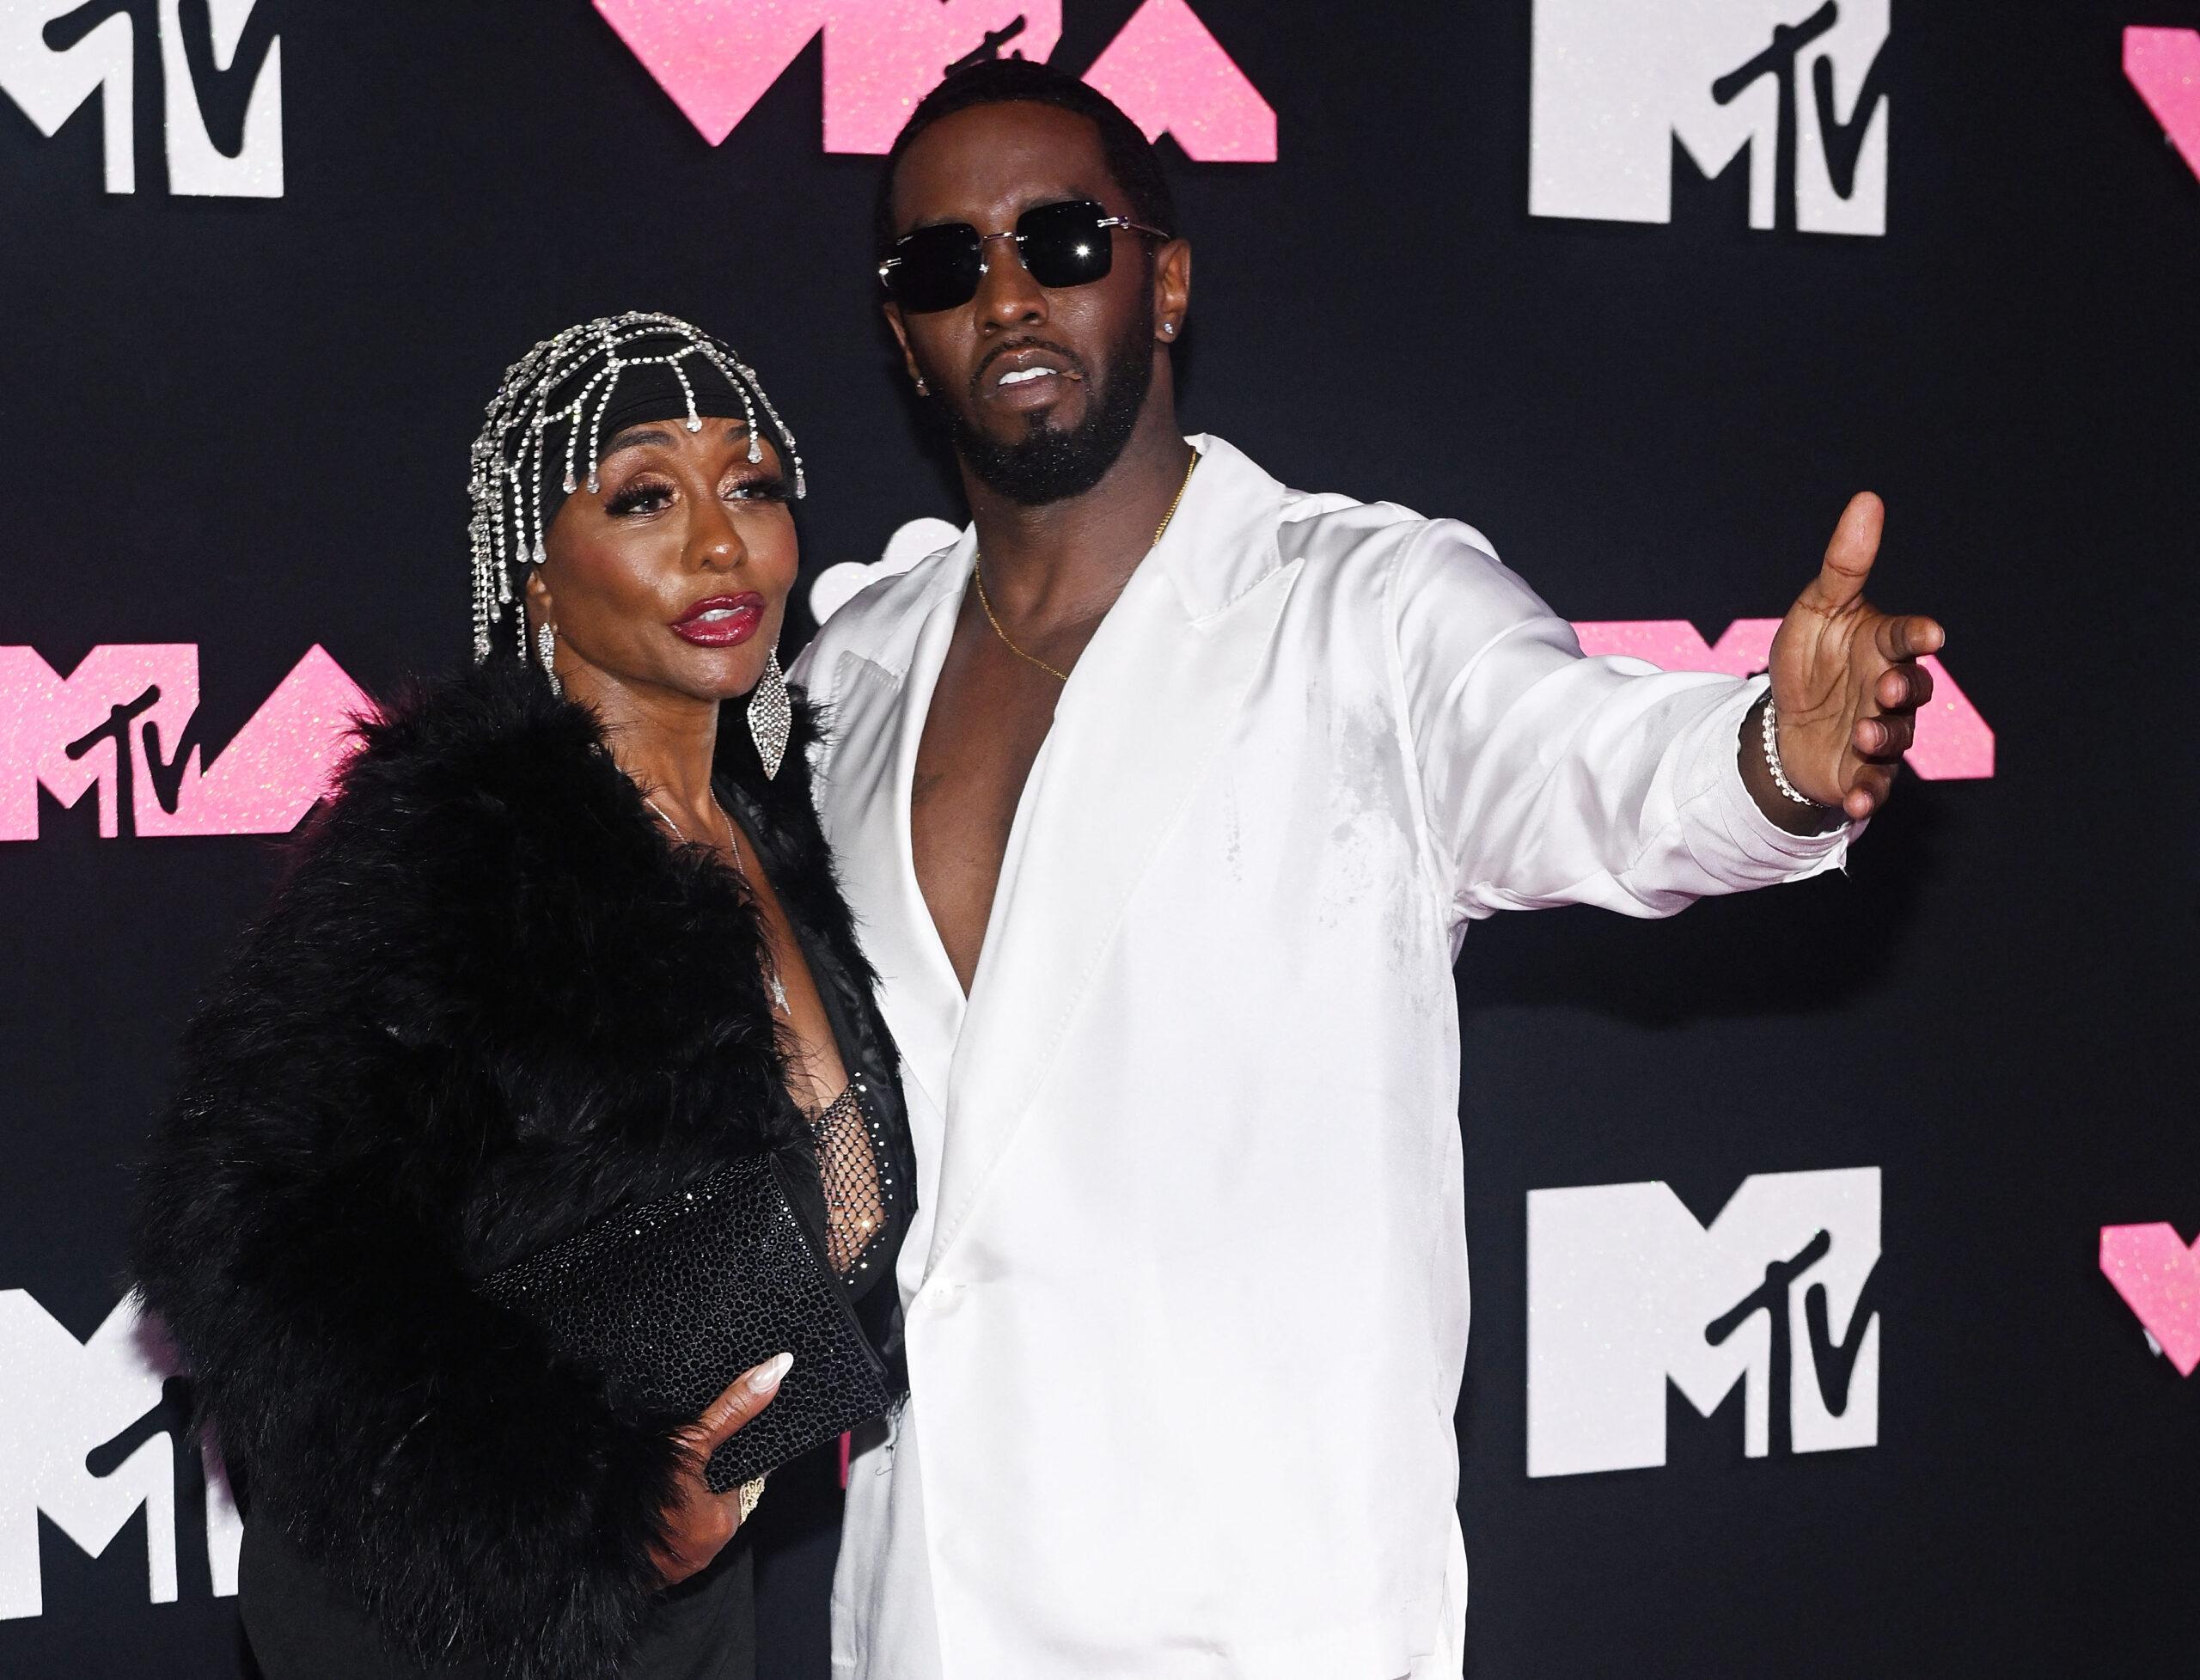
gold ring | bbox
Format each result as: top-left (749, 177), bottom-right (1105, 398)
top-left (737, 1475), bottom-right (767, 1524)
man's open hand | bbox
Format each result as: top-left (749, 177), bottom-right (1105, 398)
top-left (1757, 492), bottom-right (1945, 826)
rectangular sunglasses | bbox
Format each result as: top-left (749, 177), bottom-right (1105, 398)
top-left (877, 199), bottom-right (1171, 314)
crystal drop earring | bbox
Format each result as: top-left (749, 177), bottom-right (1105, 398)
top-left (536, 621), bottom-right (562, 699)
top-left (749, 648), bottom-right (790, 779)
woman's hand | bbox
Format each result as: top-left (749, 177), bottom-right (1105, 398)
top-left (651, 1352), bottom-right (792, 1585)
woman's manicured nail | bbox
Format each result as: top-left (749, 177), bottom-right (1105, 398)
top-left (750, 1352), bottom-right (794, 1394)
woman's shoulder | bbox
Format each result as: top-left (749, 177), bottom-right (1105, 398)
top-left (341, 657), bottom-right (606, 813)
top-left (236, 662), bottom-right (668, 1038)
top-left (304, 660), bottom-right (646, 895)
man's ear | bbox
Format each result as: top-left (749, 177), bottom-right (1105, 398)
top-left (1155, 239), bottom-right (1192, 340)
top-left (883, 302), bottom-right (925, 389)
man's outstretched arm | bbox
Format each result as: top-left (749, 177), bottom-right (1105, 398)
top-left (1389, 498), bottom-right (1942, 919)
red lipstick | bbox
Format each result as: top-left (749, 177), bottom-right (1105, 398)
top-left (671, 592), bottom-right (765, 647)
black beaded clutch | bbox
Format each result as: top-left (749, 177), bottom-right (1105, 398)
top-left (480, 1151), bottom-right (900, 1493)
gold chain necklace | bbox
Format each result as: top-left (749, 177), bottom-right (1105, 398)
top-left (643, 793), bottom-right (790, 1015)
top-left (642, 793), bottom-right (736, 865)
top-left (972, 448), bottom-right (1200, 683)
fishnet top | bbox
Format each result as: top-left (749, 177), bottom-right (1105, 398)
top-left (805, 1077), bottom-right (899, 1286)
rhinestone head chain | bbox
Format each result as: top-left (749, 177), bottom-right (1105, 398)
top-left (466, 311), bottom-right (808, 664)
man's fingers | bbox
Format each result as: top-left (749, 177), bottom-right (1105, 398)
top-left (686, 1353), bottom-right (793, 1453)
top-left (1797, 491), bottom-right (1885, 614)
top-left (1873, 613), bottom-right (1945, 664)
top-left (1842, 763), bottom-right (1896, 822)
top-left (1874, 661), bottom-right (1934, 712)
top-left (1853, 714), bottom-right (1914, 761)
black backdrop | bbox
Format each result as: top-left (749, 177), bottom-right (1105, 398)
top-left (3, 1), bottom-right (2195, 1674)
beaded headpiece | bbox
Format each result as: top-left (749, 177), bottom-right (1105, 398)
top-left (466, 311), bottom-right (807, 664)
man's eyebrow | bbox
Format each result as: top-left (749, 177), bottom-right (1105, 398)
top-left (601, 418), bottom-right (752, 455)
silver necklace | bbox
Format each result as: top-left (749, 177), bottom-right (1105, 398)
top-left (643, 794), bottom-right (790, 1016)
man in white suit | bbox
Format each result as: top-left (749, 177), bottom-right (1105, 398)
top-left (794, 59), bottom-right (1942, 1680)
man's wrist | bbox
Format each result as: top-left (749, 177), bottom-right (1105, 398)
top-left (1739, 693), bottom-right (1845, 835)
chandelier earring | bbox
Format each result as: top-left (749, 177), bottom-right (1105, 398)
top-left (536, 621), bottom-right (562, 699)
top-left (749, 647), bottom-right (791, 780)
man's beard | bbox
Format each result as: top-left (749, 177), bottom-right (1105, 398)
top-left (928, 287), bottom-right (1157, 508)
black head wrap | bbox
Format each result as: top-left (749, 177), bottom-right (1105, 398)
top-left (467, 313), bottom-right (805, 663)
top-left (529, 336), bottom-right (764, 528)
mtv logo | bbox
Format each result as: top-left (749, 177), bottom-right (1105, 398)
top-left (0, 1291), bottom-right (241, 1619)
top-left (0, 0), bottom-right (283, 197)
top-left (0, 644), bottom-right (366, 840)
top-left (1527, 1167), bottom-right (1882, 1478)
top-left (1530, 0), bottom-right (1889, 235)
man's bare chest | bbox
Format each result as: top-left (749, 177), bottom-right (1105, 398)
top-left (909, 651), bottom-right (1060, 989)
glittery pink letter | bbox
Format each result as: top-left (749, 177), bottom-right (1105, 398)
top-left (135, 645), bottom-right (370, 838)
top-left (1569, 619), bottom-right (1995, 781)
top-left (2100, 1224), bottom-right (2200, 1377)
top-left (822, 3), bottom-right (1063, 155)
top-left (1898, 656), bottom-right (1993, 781)
top-left (0, 645), bottom-right (199, 840)
top-left (2125, 27), bottom-right (2200, 182)
top-left (594, 1), bottom-right (1062, 155)
top-left (594, 0), bottom-right (822, 146)
top-left (1082, 0), bottom-right (1276, 162)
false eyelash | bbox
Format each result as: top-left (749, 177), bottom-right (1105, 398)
top-left (603, 479), bottom-right (673, 516)
top-left (730, 474), bottom-right (791, 503)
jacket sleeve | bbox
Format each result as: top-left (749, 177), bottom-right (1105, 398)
top-left (1387, 519), bottom-right (1856, 920)
top-left (130, 807), bottom-right (685, 1679)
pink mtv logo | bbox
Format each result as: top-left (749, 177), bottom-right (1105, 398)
top-left (2125, 27), bottom-right (2200, 183)
top-left (2100, 1224), bottom-right (2200, 1377)
top-left (1571, 619), bottom-right (1993, 779)
top-left (0, 645), bottom-right (370, 840)
top-left (595, 0), bottom-right (1275, 159)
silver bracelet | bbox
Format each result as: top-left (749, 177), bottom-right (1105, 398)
top-left (1759, 698), bottom-right (1819, 806)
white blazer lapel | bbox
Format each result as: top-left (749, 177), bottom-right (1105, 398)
top-left (926, 439), bottom-right (1300, 1270)
top-left (812, 544), bottom-right (974, 1114)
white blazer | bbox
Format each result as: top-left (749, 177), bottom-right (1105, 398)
top-left (792, 436), bottom-right (1851, 1679)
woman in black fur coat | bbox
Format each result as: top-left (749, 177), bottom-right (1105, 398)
top-left (130, 315), bottom-right (914, 1680)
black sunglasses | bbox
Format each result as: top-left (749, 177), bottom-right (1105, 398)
top-left (877, 199), bottom-right (1171, 314)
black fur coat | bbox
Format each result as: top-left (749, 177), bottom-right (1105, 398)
top-left (129, 660), bottom-right (909, 1679)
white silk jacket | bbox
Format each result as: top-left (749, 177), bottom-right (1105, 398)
top-left (792, 435), bottom-right (1852, 1679)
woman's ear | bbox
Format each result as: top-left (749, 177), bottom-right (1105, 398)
top-left (523, 565), bottom-right (553, 632)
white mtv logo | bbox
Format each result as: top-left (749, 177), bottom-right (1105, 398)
top-left (1527, 1167), bottom-right (1881, 1478)
top-left (0, 1290), bottom-right (241, 1619)
top-left (0, 0), bottom-right (281, 197)
top-left (1531, 0), bottom-right (1888, 235)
